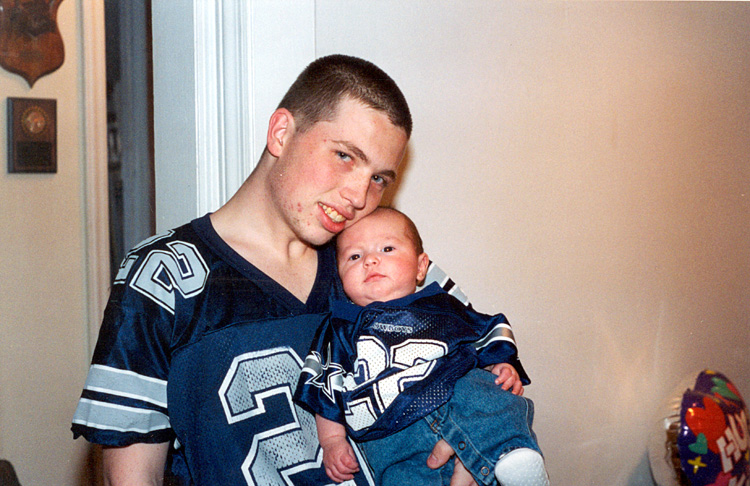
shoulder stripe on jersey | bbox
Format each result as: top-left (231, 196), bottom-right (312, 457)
top-left (422, 263), bottom-right (470, 306)
top-left (473, 323), bottom-right (516, 350)
top-left (84, 365), bottom-right (167, 408)
top-left (72, 398), bottom-right (170, 434)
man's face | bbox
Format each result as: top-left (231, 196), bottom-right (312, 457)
top-left (268, 98), bottom-right (408, 247)
top-left (337, 210), bottom-right (429, 306)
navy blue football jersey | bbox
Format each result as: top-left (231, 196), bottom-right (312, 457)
top-left (72, 215), bottom-right (377, 485)
top-left (294, 283), bottom-right (530, 442)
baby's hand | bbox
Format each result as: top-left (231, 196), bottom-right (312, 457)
top-left (321, 436), bottom-right (360, 483)
top-left (485, 362), bottom-right (524, 396)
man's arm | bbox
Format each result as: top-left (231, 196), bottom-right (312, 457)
top-left (102, 442), bottom-right (169, 486)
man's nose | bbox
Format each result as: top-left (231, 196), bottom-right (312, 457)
top-left (341, 174), bottom-right (370, 210)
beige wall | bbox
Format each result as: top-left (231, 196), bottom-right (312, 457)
top-left (1, 2), bottom-right (749, 485)
top-left (0, 1), bottom-right (98, 484)
top-left (316, 2), bottom-right (750, 484)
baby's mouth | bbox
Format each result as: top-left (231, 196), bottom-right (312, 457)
top-left (365, 273), bottom-right (385, 283)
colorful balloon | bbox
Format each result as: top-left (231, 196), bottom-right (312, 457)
top-left (650, 370), bottom-right (749, 486)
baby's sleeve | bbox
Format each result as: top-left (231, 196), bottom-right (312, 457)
top-left (471, 310), bottom-right (531, 385)
top-left (293, 315), bottom-right (350, 424)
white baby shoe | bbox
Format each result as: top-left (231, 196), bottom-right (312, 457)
top-left (494, 448), bottom-right (550, 486)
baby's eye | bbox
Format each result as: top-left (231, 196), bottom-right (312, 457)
top-left (348, 254), bottom-right (361, 261)
top-left (382, 246), bottom-right (395, 253)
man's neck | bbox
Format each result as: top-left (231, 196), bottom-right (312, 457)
top-left (210, 174), bottom-right (319, 303)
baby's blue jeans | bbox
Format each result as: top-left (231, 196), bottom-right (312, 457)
top-left (359, 368), bottom-right (541, 486)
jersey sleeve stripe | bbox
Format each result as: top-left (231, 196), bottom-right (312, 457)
top-left (422, 263), bottom-right (470, 306)
top-left (473, 323), bottom-right (516, 350)
top-left (301, 353), bottom-right (323, 378)
top-left (444, 282), bottom-right (469, 305)
top-left (72, 398), bottom-right (171, 434)
top-left (84, 365), bottom-right (168, 408)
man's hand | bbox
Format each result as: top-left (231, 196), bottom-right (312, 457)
top-left (427, 439), bottom-right (478, 486)
top-left (486, 362), bottom-right (524, 395)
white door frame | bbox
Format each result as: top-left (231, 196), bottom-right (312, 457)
top-left (81, 0), bottom-right (110, 354)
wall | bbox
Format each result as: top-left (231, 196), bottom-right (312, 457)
top-left (0, 1), bottom-right (100, 484)
top-left (151, 2), bottom-right (749, 484)
top-left (314, 2), bottom-right (750, 484)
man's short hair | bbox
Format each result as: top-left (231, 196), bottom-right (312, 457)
top-left (277, 54), bottom-right (412, 137)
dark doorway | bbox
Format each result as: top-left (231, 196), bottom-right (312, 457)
top-left (105, 0), bottom-right (155, 280)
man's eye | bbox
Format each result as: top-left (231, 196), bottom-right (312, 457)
top-left (338, 151), bottom-right (352, 162)
top-left (382, 246), bottom-right (395, 253)
top-left (371, 174), bottom-right (388, 186)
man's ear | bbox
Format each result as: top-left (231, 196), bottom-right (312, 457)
top-left (266, 108), bottom-right (294, 158)
top-left (416, 252), bottom-right (430, 284)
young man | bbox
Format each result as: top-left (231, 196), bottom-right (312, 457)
top-left (72, 55), bottom-right (481, 485)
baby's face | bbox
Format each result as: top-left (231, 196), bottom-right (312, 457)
top-left (337, 211), bottom-right (429, 306)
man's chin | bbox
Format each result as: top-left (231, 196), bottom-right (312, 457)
top-left (301, 228), bottom-right (338, 248)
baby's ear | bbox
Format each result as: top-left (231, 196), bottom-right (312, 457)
top-left (416, 252), bottom-right (430, 284)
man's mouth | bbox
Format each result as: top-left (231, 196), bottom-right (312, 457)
top-left (319, 203), bottom-right (346, 223)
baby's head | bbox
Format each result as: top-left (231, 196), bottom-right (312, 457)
top-left (336, 207), bottom-right (429, 306)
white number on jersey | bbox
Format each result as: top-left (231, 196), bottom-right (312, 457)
top-left (129, 241), bottom-right (209, 314)
top-left (345, 337), bottom-right (448, 431)
top-left (219, 349), bottom-right (359, 486)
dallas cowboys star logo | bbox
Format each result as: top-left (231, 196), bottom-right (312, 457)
top-left (301, 344), bottom-right (346, 404)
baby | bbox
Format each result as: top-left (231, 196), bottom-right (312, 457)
top-left (295, 207), bottom-right (548, 485)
